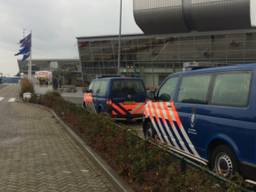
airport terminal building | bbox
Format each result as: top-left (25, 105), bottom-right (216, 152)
top-left (77, 0), bottom-right (256, 88)
top-left (77, 31), bottom-right (256, 88)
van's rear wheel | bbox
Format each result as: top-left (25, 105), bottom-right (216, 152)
top-left (210, 145), bottom-right (238, 178)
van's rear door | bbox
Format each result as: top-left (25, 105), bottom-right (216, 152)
top-left (110, 79), bottom-right (146, 118)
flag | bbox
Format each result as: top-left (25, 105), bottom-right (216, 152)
top-left (22, 52), bottom-right (30, 61)
top-left (15, 33), bottom-right (32, 61)
top-left (20, 33), bottom-right (31, 46)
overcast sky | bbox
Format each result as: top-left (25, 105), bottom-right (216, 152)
top-left (0, 0), bottom-right (142, 75)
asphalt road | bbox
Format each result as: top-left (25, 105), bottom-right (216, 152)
top-left (0, 84), bottom-right (6, 90)
top-left (0, 84), bottom-right (17, 104)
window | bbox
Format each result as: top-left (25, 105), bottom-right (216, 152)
top-left (210, 72), bottom-right (251, 107)
top-left (111, 80), bottom-right (145, 97)
top-left (178, 75), bottom-right (211, 104)
top-left (158, 77), bottom-right (178, 101)
top-left (88, 81), bottom-right (95, 91)
top-left (92, 81), bottom-right (100, 95)
top-left (93, 80), bottom-right (108, 97)
top-left (97, 81), bottom-right (108, 97)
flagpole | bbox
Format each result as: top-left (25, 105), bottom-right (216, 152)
top-left (28, 32), bottom-right (32, 81)
top-left (29, 52), bottom-right (32, 80)
top-left (117, 0), bottom-right (123, 75)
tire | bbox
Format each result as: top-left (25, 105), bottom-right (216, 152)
top-left (210, 145), bottom-right (238, 178)
top-left (143, 120), bottom-right (156, 140)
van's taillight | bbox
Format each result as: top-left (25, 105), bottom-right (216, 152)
top-left (106, 100), bottom-right (112, 106)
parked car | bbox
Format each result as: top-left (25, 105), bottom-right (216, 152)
top-left (83, 76), bottom-right (147, 121)
top-left (143, 64), bottom-right (256, 183)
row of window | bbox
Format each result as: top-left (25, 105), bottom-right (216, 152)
top-left (89, 80), bottom-right (108, 97)
top-left (89, 79), bottom-right (145, 97)
top-left (159, 71), bottom-right (252, 107)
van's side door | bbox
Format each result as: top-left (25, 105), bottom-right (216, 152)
top-left (155, 76), bottom-right (181, 150)
top-left (93, 80), bottom-right (109, 113)
top-left (174, 74), bottom-right (213, 158)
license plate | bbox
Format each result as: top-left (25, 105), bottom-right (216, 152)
top-left (123, 101), bottom-right (135, 105)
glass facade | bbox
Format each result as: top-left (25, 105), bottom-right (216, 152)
top-left (78, 31), bottom-right (256, 88)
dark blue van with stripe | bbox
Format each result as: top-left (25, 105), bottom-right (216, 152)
top-left (84, 76), bottom-right (146, 121)
top-left (143, 64), bottom-right (256, 184)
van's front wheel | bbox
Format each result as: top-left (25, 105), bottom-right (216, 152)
top-left (210, 145), bottom-right (238, 178)
top-left (143, 120), bottom-right (156, 140)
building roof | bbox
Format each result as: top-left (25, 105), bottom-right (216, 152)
top-left (18, 58), bottom-right (79, 62)
top-left (77, 29), bottom-right (256, 42)
top-left (77, 33), bottom-right (143, 42)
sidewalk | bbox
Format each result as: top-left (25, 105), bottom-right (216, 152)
top-left (0, 101), bottom-right (118, 192)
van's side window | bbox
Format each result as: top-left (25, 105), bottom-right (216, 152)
top-left (89, 81), bottom-right (95, 92)
top-left (158, 77), bottom-right (178, 101)
top-left (97, 81), bottom-right (108, 97)
top-left (178, 75), bottom-right (211, 104)
top-left (94, 80), bottom-right (108, 97)
top-left (210, 72), bottom-right (251, 107)
top-left (92, 81), bottom-right (100, 95)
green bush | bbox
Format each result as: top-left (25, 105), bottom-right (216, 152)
top-left (19, 78), bottom-right (34, 97)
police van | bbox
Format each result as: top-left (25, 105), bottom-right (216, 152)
top-left (143, 64), bottom-right (256, 183)
top-left (84, 76), bottom-right (146, 121)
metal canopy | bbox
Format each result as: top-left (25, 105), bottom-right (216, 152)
top-left (133, 0), bottom-right (256, 34)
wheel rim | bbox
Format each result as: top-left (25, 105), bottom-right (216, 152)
top-left (215, 152), bottom-right (233, 177)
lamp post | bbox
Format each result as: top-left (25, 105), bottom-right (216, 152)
top-left (117, 0), bottom-right (123, 74)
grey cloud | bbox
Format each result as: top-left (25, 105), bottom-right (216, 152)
top-left (0, 0), bottom-right (142, 74)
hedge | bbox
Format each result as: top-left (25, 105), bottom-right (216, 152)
top-left (33, 92), bottom-right (246, 192)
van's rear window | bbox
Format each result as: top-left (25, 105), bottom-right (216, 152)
top-left (111, 80), bottom-right (145, 96)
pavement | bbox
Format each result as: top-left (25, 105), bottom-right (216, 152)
top-left (0, 84), bottom-right (120, 192)
top-left (34, 84), bottom-right (83, 105)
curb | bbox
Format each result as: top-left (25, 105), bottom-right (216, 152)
top-left (29, 103), bottom-right (134, 192)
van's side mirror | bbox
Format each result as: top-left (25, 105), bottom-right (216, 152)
top-left (147, 90), bottom-right (156, 100)
top-left (84, 88), bottom-right (92, 94)
top-left (83, 87), bottom-right (88, 93)
top-left (159, 93), bottom-right (171, 102)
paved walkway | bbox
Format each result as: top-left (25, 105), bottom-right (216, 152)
top-left (0, 85), bottom-right (118, 192)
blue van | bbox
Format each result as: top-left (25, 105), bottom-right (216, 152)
top-left (84, 76), bottom-right (146, 121)
top-left (143, 64), bottom-right (256, 183)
